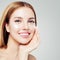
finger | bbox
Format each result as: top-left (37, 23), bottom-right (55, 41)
top-left (35, 27), bottom-right (40, 47)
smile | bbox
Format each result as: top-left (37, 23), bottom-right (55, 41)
top-left (18, 32), bottom-right (30, 38)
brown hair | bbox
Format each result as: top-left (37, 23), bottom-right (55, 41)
top-left (0, 1), bottom-right (37, 48)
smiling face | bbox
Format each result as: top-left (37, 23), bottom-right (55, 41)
top-left (6, 7), bottom-right (36, 45)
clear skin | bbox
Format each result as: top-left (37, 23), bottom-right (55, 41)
top-left (4, 7), bottom-right (40, 60)
top-left (6, 7), bottom-right (36, 45)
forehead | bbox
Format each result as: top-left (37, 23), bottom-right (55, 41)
top-left (10, 7), bottom-right (35, 19)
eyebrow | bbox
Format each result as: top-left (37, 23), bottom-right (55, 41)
top-left (29, 17), bottom-right (35, 20)
top-left (14, 17), bottom-right (23, 19)
top-left (14, 17), bottom-right (35, 19)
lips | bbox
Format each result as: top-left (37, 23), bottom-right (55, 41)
top-left (18, 32), bottom-right (30, 38)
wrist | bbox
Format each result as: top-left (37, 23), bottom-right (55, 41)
top-left (18, 49), bottom-right (29, 60)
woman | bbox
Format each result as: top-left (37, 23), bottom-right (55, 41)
top-left (0, 1), bottom-right (40, 60)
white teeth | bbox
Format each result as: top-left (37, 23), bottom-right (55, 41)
top-left (19, 33), bottom-right (29, 38)
top-left (20, 33), bottom-right (29, 35)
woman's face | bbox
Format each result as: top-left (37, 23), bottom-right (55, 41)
top-left (6, 7), bottom-right (36, 45)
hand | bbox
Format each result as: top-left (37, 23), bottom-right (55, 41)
top-left (19, 27), bottom-right (40, 53)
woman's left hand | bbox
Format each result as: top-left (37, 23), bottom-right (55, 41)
top-left (19, 27), bottom-right (40, 53)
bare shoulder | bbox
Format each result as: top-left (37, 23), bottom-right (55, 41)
top-left (0, 49), bottom-right (4, 60)
top-left (0, 48), bottom-right (4, 54)
top-left (28, 54), bottom-right (36, 60)
top-left (0, 48), bottom-right (7, 60)
top-left (0, 48), bottom-right (5, 53)
top-left (0, 48), bottom-right (6, 57)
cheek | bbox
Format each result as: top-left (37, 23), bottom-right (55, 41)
top-left (13, 24), bottom-right (19, 29)
top-left (28, 24), bottom-right (35, 29)
top-left (30, 27), bottom-right (35, 35)
top-left (9, 23), bottom-right (20, 31)
top-left (30, 26), bottom-right (36, 37)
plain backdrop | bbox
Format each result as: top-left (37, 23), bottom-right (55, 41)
top-left (0, 0), bottom-right (60, 60)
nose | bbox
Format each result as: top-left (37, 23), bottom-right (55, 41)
top-left (22, 22), bottom-right (29, 30)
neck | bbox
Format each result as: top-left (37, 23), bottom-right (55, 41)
top-left (6, 35), bottom-right (19, 54)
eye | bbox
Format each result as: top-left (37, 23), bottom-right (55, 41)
top-left (14, 20), bottom-right (21, 22)
top-left (28, 20), bottom-right (35, 23)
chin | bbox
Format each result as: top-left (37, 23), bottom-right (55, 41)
top-left (19, 38), bottom-right (32, 45)
top-left (19, 40), bottom-right (31, 45)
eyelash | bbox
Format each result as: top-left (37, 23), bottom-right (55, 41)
top-left (14, 20), bottom-right (21, 22)
top-left (14, 20), bottom-right (35, 23)
top-left (28, 20), bottom-right (35, 23)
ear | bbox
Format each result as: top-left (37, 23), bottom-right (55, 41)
top-left (5, 23), bottom-right (10, 32)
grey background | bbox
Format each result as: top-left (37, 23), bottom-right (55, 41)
top-left (0, 0), bottom-right (60, 60)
